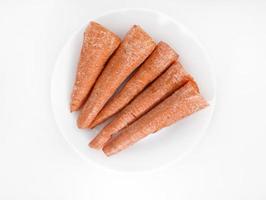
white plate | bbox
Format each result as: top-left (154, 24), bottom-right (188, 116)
top-left (51, 8), bottom-right (216, 172)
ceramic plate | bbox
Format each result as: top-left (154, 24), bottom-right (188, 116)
top-left (51, 8), bottom-right (216, 172)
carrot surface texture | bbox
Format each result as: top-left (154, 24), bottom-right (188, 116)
top-left (89, 61), bottom-right (192, 149)
top-left (103, 81), bottom-right (208, 156)
top-left (70, 21), bottom-right (121, 112)
top-left (77, 25), bottom-right (156, 128)
top-left (89, 41), bottom-right (179, 128)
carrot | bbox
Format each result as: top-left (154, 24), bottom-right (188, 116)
top-left (103, 81), bottom-right (208, 156)
top-left (89, 61), bottom-right (193, 149)
top-left (77, 25), bottom-right (156, 128)
top-left (70, 21), bottom-right (121, 112)
top-left (89, 41), bottom-right (179, 128)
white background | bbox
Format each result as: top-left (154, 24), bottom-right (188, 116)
top-left (0, 0), bottom-right (265, 199)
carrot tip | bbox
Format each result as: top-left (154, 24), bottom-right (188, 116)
top-left (89, 135), bottom-right (108, 149)
top-left (77, 122), bottom-right (86, 129)
top-left (70, 103), bottom-right (79, 112)
top-left (88, 142), bottom-right (101, 150)
top-left (102, 147), bottom-right (111, 156)
top-left (89, 141), bottom-right (102, 150)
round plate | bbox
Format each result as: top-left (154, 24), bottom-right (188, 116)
top-left (51, 8), bottom-right (216, 172)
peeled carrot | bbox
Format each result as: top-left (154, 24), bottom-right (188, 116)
top-left (77, 25), bottom-right (156, 128)
top-left (89, 41), bottom-right (179, 128)
top-left (89, 61), bottom-right (193, 149)
top-left (103, 81), bottom-right (208, 156)
top-left (70, 21), bottom-right (121, 112)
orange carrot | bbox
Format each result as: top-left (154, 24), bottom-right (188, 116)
top-left (89, 41), bottom-right (179, 128)
top-left (77, 25), bottom-right (156, 128)
top-left (70, 21), bottom-right (121, 112)
top-left (103, 81), bottom-right (208, 156)
top-left (89, 61), bottom-right (193, 149)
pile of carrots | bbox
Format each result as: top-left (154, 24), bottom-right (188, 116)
top-left (70, 21), bottom-right (208, 156)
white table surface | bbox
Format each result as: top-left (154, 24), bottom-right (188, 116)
top-left (0, 0), bottom-right (265, 199)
